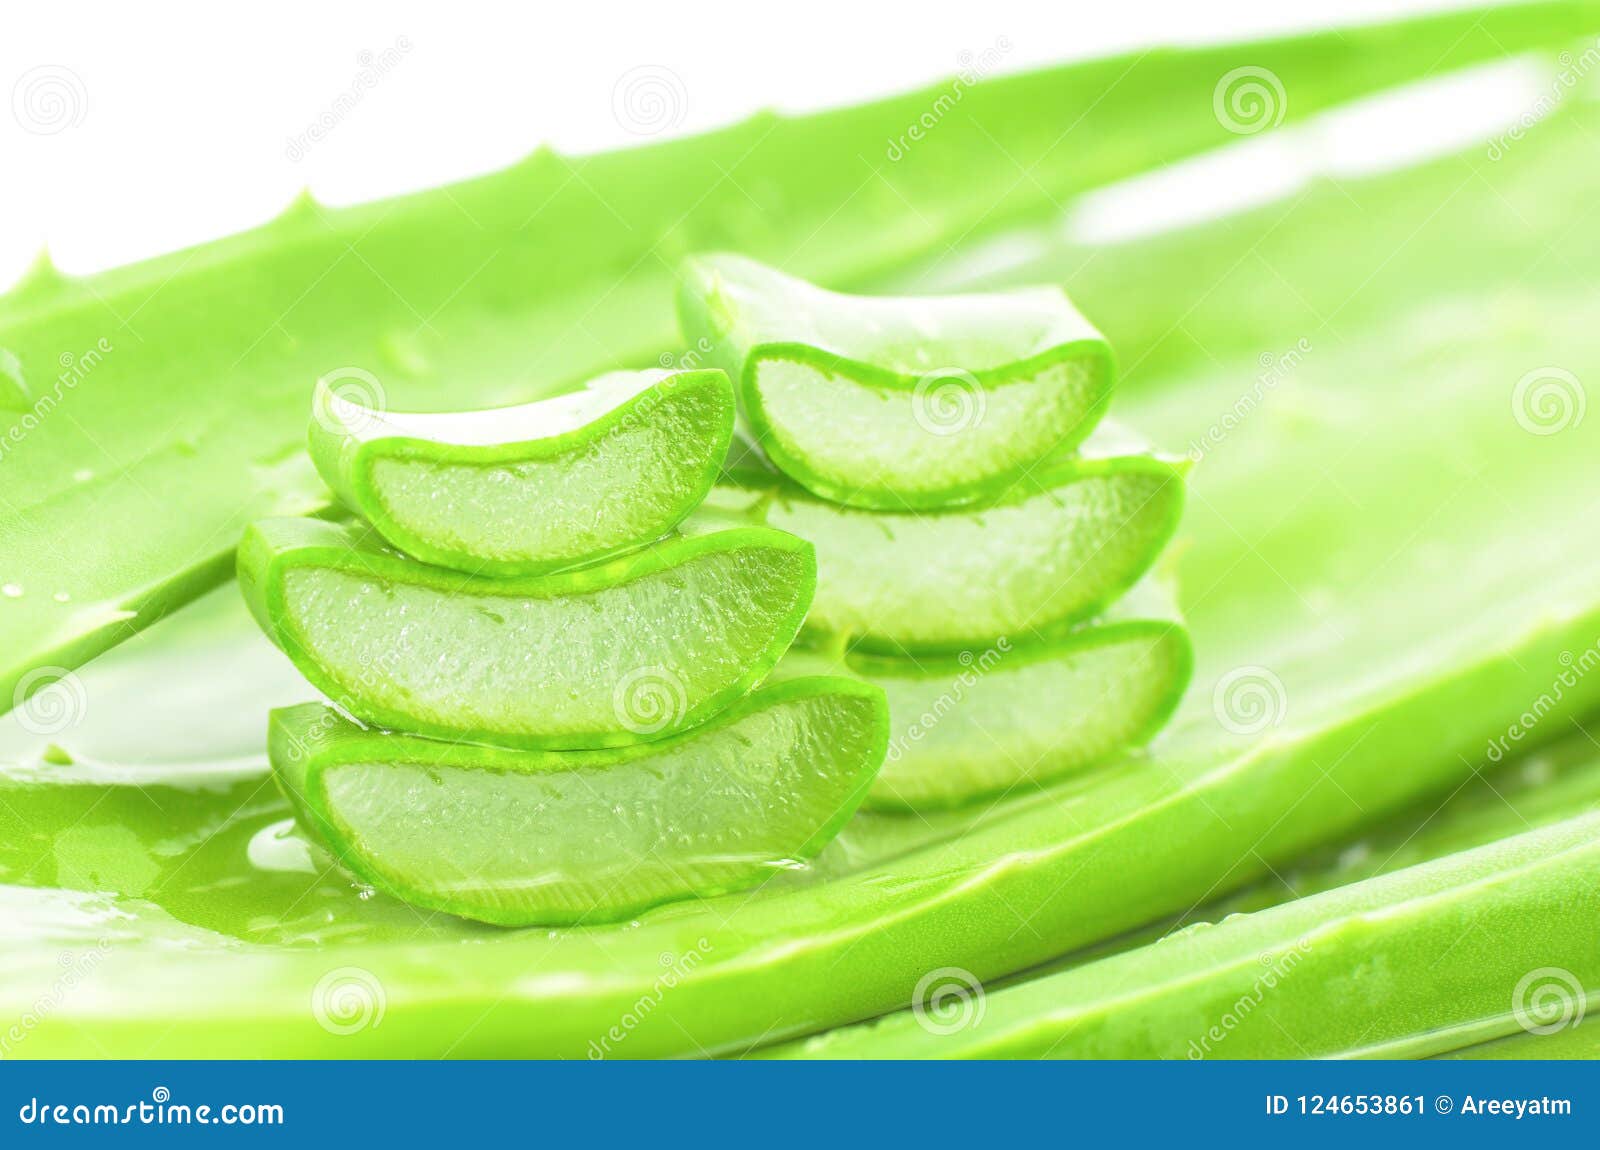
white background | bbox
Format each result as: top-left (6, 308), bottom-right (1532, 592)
top-left (1, 0), bottom-right (1474, 281)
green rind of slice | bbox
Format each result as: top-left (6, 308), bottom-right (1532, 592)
top-left (679, 253), bottom-right (1114, 510)
top-left (268, 678), bottom-right (890, 927)
top-left (779, 612), bottom-right (1193, 811)
top-left (306, 368), bottom-right (736, 575)
top-left (238, 518), bottom-right (816, 749)
top-left (691, 429), bottom-right (1187, 653)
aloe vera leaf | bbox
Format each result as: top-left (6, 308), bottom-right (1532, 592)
top-left (916, 718), bottom-right (1600, 995)
top-left (306, 368), bottom-right (735, 575)
top-left (678, 253), bottom-right (1114, 509)
top-left (691, 426), bottom-right (1186, 652)
top-left (1441, 1025), bottom-right (1600, 1060)
top-left (269, 680), bottom-right (888, 927)
top-left (7, 566), bottom-right (1600, 1059)
top-left (878, 728), bottom-right (1600, 1041)
top-left (0, 5), bottom-right (1571, 710)
top-left (237, 518), bottom-right (815, 748)
top-left (1439, 970), bottom-right (1600, 1059)
top-left (1242, 736), bottom-right (1600, 909)
top-left (7, 12), bottom-right (1600, 1056)
top-left (766, 812), bottom-right (1600, 1059)
top-left (774, 583), bottom-right (1193, 810)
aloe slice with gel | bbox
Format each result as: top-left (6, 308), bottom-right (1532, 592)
top-left (238, 518), bottom-right (814, 749)
top-left (690, 425), bottom-right (1186, 653)
top-left (307, 369), bottom-right (735, 575)
top-left (778, 586), bottom-right (1193, 810)
top-left (269, 679), bottom-right (889, 926)
top-left (679, 253), bottom-right (1114, 509)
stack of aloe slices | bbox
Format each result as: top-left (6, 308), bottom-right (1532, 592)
top-left (245, 260), bottom-right (1190, 919)
top-left (242, 367), bottom-right (888, 926)
top-left (679, 255), bottom-right (1192, 810)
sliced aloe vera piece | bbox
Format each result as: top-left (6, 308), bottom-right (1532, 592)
top-left (679, 253), bottom-right (1113, 509)
top-left (307, 368), bottom-right (735, 575)
top-left (691, 425), bottom-right (1186, 652)
top-left (269, 679), bottom-right (888, 926)
top-left (778, 585), bottom-right (1193, 810)
top-left (238, 519), bottom-right (814, 748)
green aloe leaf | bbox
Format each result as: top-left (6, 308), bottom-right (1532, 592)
top-left (1442, 1025), bottom-right (1600, 1059)
top-left (237, 518), bottom-right (814, 748)
top-left (775, 583), bottom-right (1192, 810)
top-left (0, 1), bottom-right (1565, 708)
top-left (767, 812), bottom-right (1600, 1059)
top-left (307, 368), bottom-right (735, 575)
top-left (269, 679), bottom-right (888, 927)
top-left (692, 426), bottom-right (1186, 652)
top-left (1244, 732), bottom-right (1600, 912)
top-left (1008, 717), bottom-right (1600, 985)
top-left (679, 253), bottom-right (1113, 509)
